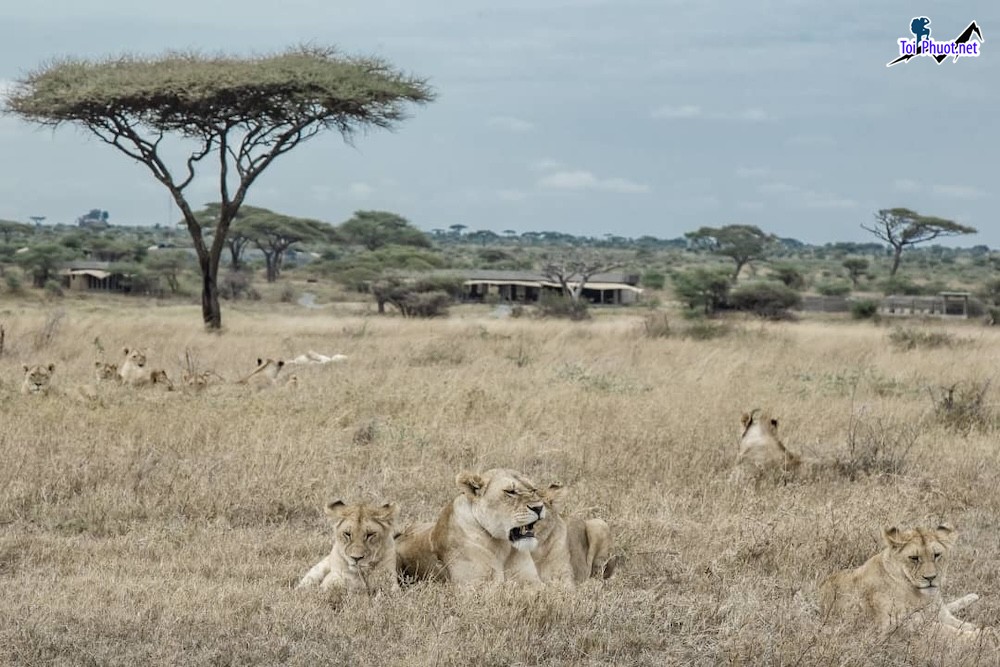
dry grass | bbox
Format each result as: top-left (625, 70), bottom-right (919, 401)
top-left (2, 299), bottom-right (1000, 665)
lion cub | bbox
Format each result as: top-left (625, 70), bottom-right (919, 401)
top-left (118, 348), bottom-right (173, 389)
top-left (730, 409), bottom-right (801, 482)
top-left (532, 483), bottom-right (616, 585)
top-left (819, 524), bottom-right (986, 638)
top-left (298, 500), bottom-right (399, 595)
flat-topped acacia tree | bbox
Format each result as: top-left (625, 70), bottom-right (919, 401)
top-left (4, 46), bottom-right (434, 329)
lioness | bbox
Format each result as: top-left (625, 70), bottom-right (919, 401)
top-left (730, 409), bottom-right (801, 482)
top-left (21, 363), bottom-right (55, 395)
top-left (117, 347), bottom-right (172, 389)
top-left (298, 500), bottom-right (399, 595)
top-left (531, 483), bottom-right (616, 585)
top-left (819, 524), bottom-right (986, 638)
top-left (395, 468), bottom-right (545, 585)
top-left (94, 361), bottom-right (120, 384)
top-left (236, 358), bottom-right (286, 389)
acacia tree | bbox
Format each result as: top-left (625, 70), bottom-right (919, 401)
top-left (842, 257), bottom-right (870, 287)
top-left (0, 220), bottom-right (34, 244)
top-left (861, 208), bottom-right (978, 277)
top-left (540, 254), bottom-right (622, 302)
top-left (685, 224), bottom-right (774, 280)
top-left (242, 210), bottom-right (333, 282)
top-left (338, 210), bottom-right (430, 251)
top-left (4, 46), bottom-right (433, 329)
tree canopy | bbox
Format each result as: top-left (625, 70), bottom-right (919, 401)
top-left (685, 225), bottom-right (774, 279)
top-left (338, 210), bottom-right (430, 251)
top-left (5, 45), bottom-right (434, 328)
top-left (861, 208), bottom-right (978, 276)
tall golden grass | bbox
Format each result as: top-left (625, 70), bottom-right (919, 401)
top-left (1, 299), bottom-right (999, 665)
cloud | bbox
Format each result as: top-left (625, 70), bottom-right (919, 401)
top-left (496, 189), bottom-right (528, 202)
top-left (893, 178), bottom-right (919, 193)
top-left (784, 134), bottom-right (836, 148)
top-left (758, 181), bottom-right (857, 209)
top-left (737, 200), bottom-right (764, 210)
top-left (486, 115), bottom-right (536, 132)
top-left (347, 182), bottom-right (375, 199)
top-left (538, 169), bottom-right (649, 194)
top-left (932, 184), bottom-right (986, 199)
top-left (650, 104), bottom-right (771, 122)
top-left (650, 104), bottom-right (702, 119)
top-left (735, 166), bottom-right (770, 179)
top-left (529, 158), bottom-right (564, 172)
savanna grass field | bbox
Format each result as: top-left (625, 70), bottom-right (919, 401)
top-left (2, 298), bottom-right (1000, 666)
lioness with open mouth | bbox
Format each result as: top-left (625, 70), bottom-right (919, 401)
top-left (395, 468), bottom-right (545, 585)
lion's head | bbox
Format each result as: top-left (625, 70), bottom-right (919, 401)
top-left (881, 524), bottom-right (955, 593)
top-left (122, 347), bottom-right (147, 368)
top-left (150, 369), bottom-right (174, 390)
top-left (456, 468), bottom-right (545, 552)
top-left (325, 500), bottom-right (398, 572)
top-left (238, 358), bottom-right (286, 386)
top-left (21, 363), bottom-right (55, 395)
top-left (535, 482), bottom-right (568, 545)
top-left (94, 361), bottom-right (119, 383)
top-left (736, 409), bottom-right (799, 471)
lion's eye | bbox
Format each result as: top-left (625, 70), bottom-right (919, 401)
top-left (342, 531), bottom-right (351, 540)
top-left (366, 532), bottom-right (376, 542)
top-left (933, 552), bottom-right (941, 560)
top-left (909, 555), bottom-right (920, 563)
top-left (504, 489), bottom-right (518, 497)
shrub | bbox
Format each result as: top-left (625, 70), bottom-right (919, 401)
top-left (682, 320), bottom-right (732, 340)
top-left (641, 312), bottom-right (671, 338)
top-left (836, 413), bottom-right (917, 480)
top-left (371, 276), bottom-right (455, 317)
top-left (44, 279), bottom-right (64, 298)
top-left (729, 281), bottom-right (802, 319)
top-left (988, 307), bottom-right (1000, 326)
top-left (671, 268), bottom-right (732, 315)
top-left (536, 294), bottom-right (590, 321)
top-left (850, 299), bottom-right (879, 320)
top-left (930, 381), bottom-right (993, 435)
top-left (771, 264), bottom-right (806, 290)
top-left (5, 272), bottom-right (22, 293)
top-left (816, 281), bottom-right (851, 297)
top-left (887, 327), bottom-right (963, 351)
top-left (279, 284), bottom-right (297, 303)
top-left (399, 290), bottom-right (451, 318)
top-left (641, 271), bottom-right (666, 290)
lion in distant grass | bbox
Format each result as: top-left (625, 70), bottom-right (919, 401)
top-left (531, 483), bottom-right (616, 585)
top-left (819, 524), bottom-right (988, 639)
top-left (94, 361), bottom-right (120, 384)
top-left (117, 348), bottom-right (172, 389)
top-left (395, 468), bottom-right (545, 585)
top-left (235, 358), bottom-right (286, 389)
top-left (21, 363), bottom-right (55, 395)
top-left (730, 409), bottom-right (801, 482)
top-left (297, 500), bottom-right (399, 595)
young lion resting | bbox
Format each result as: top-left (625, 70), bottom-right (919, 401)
top-left (297, 500), bottom-right (399, 595)
top-left (531, 483), bottom-right (616, 585)
top-left (819, 524), bottom-right (987, 638)
top-left (729, 409), bottom-right (801, 482)
top-left (395, 468), bottom-right (546, 585)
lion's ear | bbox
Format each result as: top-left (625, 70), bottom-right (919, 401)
top-left (457, 471), bottom-right (486, 497)
top-left (882, 527), bottom-right (907, 549)
top-left (123, 347), bottom-right (130, 356)
top-left (935, 523), bottom-right (957, 545)
top-left (770, 418), bottom-right (778, 429)
top-left (374, 502), bottom-right (399, 524)
top-left (277, 360), bottom-right (285, 369)
top-left (22, 364), bottom-right (29, 372)
top-left (740, 412), bottom-right (752, 429)
top-left (325, 500), bottom-right (349, 518)
top-left (257, 358), bottom-right (264, 367)
top-left (95, 361), bottom-right (102, 368)
top-left (47, 364), bottom-right (55, 372)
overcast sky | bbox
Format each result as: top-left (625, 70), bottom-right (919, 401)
top-left (0, 1), bottom-right (996, 245)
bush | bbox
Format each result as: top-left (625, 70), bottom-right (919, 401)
top-left (836, 414), bottom-right (917, 480)
top-left (930, 381), bottom-right (993, 435)
top-left (399, 290), bottom-right (451, 318)
top-left (682, 320), bottom-right (732, 340)
top-left (671, 268), bottom-right (732, 315)
top-left (220, 271), bottom-right (256, 300)
top-left (44, 279), bottom-right (64, 298)
top-left (988, 307), bottom-right (1000, 326)
top-left (729, 281), bottom-right (802, 319)
top-left (850, 299), bottom-right (879, 320)
top-left (888, 327), bottom-right (963, 351)
top-left (816, 281), bottom-right (851, 297)
top-left (641, 312), bottom-right (671, 338)
top-left (771, 264), bottom-right (806, 290)
top-left (537, 294), bottom-right (590, 321)
top-left (641, 271), bottom-right (666, 290)
top-left (5, 272), bottom-right (22, 293)
top-left (279, 284), bottom-right (297, 303)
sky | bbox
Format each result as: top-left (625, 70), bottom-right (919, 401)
top-left (0, 1), bottom-right (996, 246)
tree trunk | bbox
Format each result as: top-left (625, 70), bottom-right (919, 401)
top-left (890, 247), bottom-right (903, 277)
top-left (200, 253), bottom-right (222, 330)
top-left (264, 252), bottom-right (277, 282)
top-left (733, 259), bottom-right (747, 281)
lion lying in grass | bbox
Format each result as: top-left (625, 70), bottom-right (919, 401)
top-left (395, 468), bottom-right (545, 585)
top-left (118, 348), bottom-right (173, 389)
top-left (297, 500), bottom-right (399, 595)
top-left (819, 524), bottom-right (989, 639)
top-left (235, 358), bottom-right (290, 390)
top-left (21, 363), bottom-right (55, 395)
top-left (532, 483), bottom-right (616, 585)
top-left (730, 409), bottom-right (801, 482)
